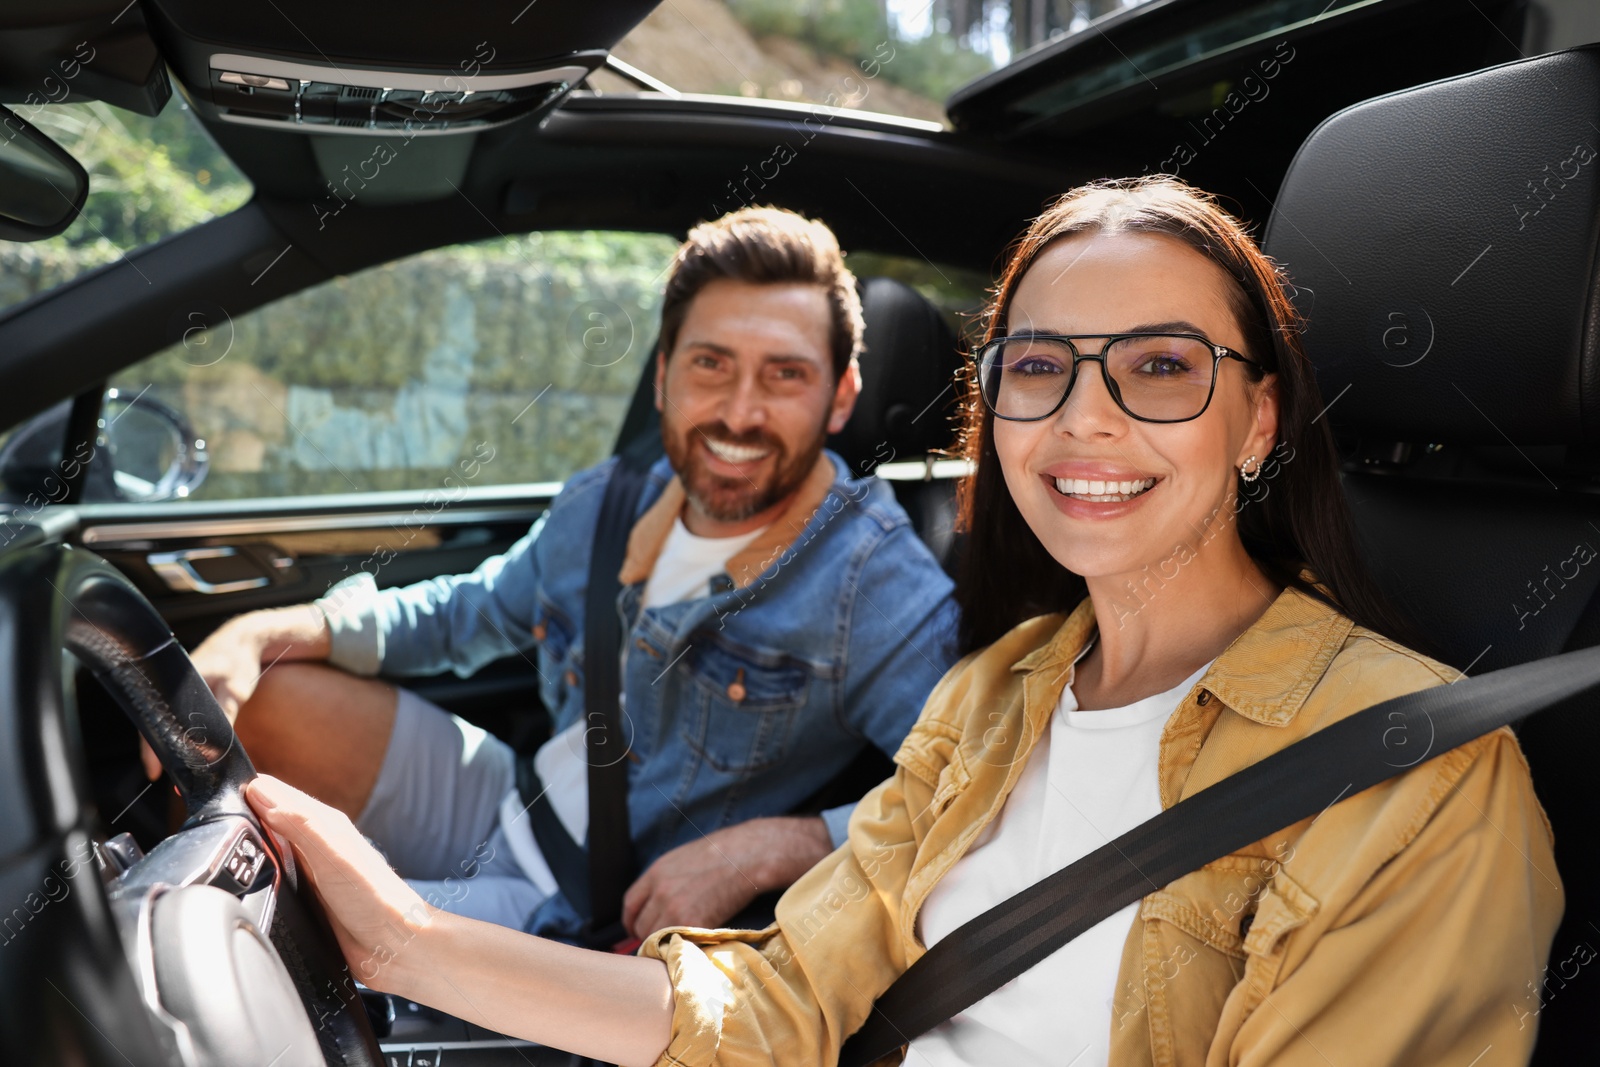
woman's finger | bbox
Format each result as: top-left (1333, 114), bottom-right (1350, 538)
top-left (245, 775), bottom-right (433, 939)
top-left (247, 773), bottom-right (361, 871)
top-left (621, 871), bottom-right (652, 939)
top-left (244, 776), bottom-right (439, 994)
top-left (139, 738), bottom-right (162, 781)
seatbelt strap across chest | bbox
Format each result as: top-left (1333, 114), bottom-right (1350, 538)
top-left (580, 449), bottom-right (654, 934)
top-left (520, 446), bottom-right (656, 938)
top-left (837, 643), bottom-right (1600, 1067)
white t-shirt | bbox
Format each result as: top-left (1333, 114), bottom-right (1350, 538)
top-left (907, 638), bottom-right (1213, 1067)
top-left (499, 516), bottom-right (767, 896)
top-left (641, 517), bottom-right (765, 608)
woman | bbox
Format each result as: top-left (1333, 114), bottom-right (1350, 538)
top-left (249, 178), bottom-right (1562, 1066)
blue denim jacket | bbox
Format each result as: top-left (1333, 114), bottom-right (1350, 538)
top-left (321, 450), bottom-right (959, 937)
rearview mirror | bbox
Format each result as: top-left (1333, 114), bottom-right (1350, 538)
top-left (0, 103), bottom-right (88, 241)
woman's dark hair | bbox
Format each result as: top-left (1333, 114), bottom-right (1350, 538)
top-left (954, 176), bottom-right (1428, 656)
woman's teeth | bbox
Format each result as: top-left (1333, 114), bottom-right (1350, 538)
top-left (1053, 476), bottom-right (1156, 502)
top-left (705, 438), bottom-right (772, 464)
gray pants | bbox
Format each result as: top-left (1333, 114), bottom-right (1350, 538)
top-left (355, 688), bottom-right (550, 930)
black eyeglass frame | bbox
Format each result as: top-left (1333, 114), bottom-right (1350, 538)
top-left (974, 332), bottom-right (1265, 424)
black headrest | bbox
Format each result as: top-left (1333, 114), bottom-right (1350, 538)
top-left (828, 276), bottom-right (963, 474)
top-left (1264, 45), bottom-right (1600, 446)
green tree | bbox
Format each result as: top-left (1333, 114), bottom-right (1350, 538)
top-left (728, 0), bottom-right (994, 102)
top-left (0, 99), bottom-right (251, 309)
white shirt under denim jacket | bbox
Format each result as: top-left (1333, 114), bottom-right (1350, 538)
top-left (317, 449), bottom-right (961, 939)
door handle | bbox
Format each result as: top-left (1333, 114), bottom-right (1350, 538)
top-left (147, 546), bottom-right (271, 595)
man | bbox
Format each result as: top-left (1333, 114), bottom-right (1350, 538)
top-left (171, 207), bottom-right (959, 943)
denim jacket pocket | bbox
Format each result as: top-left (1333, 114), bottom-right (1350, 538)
top-left (680, 638), bottom-right (813, 776)
top-left (533, 594), bottom-right (580, 718)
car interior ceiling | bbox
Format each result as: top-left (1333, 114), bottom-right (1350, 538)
top-left (4, 0), bottom-right (1600, 1063)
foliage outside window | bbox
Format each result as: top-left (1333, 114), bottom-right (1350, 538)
top-left (105, 232), bottom-right (678, 501)
top-left (726, 0), bottom-right (995, 103)
top-left (0, 99), bottom-right (252, 310)
top-left (93, 236), bottom-right (987, 504)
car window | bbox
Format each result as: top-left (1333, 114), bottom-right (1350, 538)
top-left (0, 97), bottom-right (252, 312)
top-left (98, 231), bottom-right (679, 502)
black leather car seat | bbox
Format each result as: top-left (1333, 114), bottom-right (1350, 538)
top-left (1262, 43), bottom-right (1600, 1062)
top-left (828, 275), bottom-right (964, 472)
top-left (828, 275), bottom-right (966, 570)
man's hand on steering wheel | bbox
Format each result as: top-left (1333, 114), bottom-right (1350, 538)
top-left (141, 603), bottom-right (331, 780)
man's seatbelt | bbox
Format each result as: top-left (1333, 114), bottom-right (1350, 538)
top-left (582, 444), bottom-right (654, 935)
top-left (837, 642), bottom-right (1600, 1067)
top-left (522, 441), bottom-right (655, 942)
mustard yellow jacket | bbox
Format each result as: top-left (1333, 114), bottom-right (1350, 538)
top-left (642, 585), bottom-right (1564, 1066)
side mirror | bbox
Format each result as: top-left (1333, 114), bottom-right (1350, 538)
top-left (0, 390), bottom-right (208, 504)
top-left (0, 103), bottom-right (89, 241)
top-left (100, 388), bottom-right (209, 502)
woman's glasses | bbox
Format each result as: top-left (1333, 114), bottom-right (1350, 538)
top-left (975, 333), bottom-right (1263, 423)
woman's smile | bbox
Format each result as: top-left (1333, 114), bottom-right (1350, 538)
top-left (1049, 476), bottom-right (1156, 502)
top-left (1039, 461), bottom-right (1162, 517)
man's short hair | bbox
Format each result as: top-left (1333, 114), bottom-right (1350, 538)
top-left (659, 206), bottom-right (865, 379)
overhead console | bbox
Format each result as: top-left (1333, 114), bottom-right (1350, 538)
top-left (0, 0), bottom-right (663, 135)
top-left (194, 50), bottom-right (594, 135)
top-left (141, 0), bottom-right (664, 134)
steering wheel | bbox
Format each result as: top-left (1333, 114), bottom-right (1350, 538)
top-left (0, 543), bottom-right (382, 1066)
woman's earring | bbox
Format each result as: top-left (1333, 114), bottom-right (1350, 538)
top-left (1239, 455), bottom-right (1262, 483)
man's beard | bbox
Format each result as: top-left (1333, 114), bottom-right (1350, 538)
top-left (663, 418), bottom-right (825, 524)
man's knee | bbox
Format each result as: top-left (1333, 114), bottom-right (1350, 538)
top-left (236, 664), bottom-right (398, 820)
top-left (246, 659), bottom-right (330, 711)
top-left (244, 661), bottom-right (388, 722)
top-left (235, 662), bottom-right (397, 772)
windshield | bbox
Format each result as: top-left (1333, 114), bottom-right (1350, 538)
top-left (0, 98), bottom-right (252, 312)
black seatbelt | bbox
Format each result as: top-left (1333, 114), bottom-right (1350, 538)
top-left (515, 758), bottom-right (589, 911)
top-left (521, 441), bottom-right (655, 941)
top-left (838, 643), bottom-right (1600, 1067)
top-left (581, 444), bottom-right (655, 936)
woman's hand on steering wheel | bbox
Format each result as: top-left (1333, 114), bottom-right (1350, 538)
top-left (246, 773), bottom-right (437, 997)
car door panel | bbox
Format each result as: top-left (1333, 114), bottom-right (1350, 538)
top-left (64, 488), bottom-right (557, 741)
